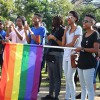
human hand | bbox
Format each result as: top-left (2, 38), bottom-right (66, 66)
top-left (24, 24), bottom-right (30, 30)
top-left (11, 23), bottom-right (15, 29)
top-left (47, 34), bottom-right (55, 40)
top-left (75, 47), bottom-right (82, 52)
top-left (5, 21), bottom-right (12, 28)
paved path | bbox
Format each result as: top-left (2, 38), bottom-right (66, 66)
top-left (38, 87), bottom-right (100, 100)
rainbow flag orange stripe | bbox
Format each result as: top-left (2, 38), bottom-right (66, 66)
top-left (0, 43), bottom-right (43, 100)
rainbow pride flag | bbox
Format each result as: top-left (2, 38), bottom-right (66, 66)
top-left (0, 43), bottom-right (43, 100)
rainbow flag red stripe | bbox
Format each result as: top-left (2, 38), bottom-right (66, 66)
top-left (0, 43), bottom-right (43, 100)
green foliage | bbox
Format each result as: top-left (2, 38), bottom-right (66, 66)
top-left (0, 0), bottom-right (15, 20)
top-left (94, 8), bottom-right (100, 22)
top-left (75, 4), bottom-right (100, 26)
top-left (1, 0), bottom-right (100, 31)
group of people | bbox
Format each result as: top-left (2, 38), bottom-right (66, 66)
top-left (0, 11), bottom-right (100, 100)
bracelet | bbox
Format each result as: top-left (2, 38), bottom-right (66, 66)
top-left (55, 38), bottom-right (58, 42)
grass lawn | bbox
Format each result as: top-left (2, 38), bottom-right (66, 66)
top-left (41, 68), bottom-right (100, 88)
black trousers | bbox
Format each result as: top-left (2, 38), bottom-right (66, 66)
top-left (46, 52), bottom-right (63, 97)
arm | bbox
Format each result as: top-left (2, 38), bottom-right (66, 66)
top-left (5, 21), bottom-right (10, 37)
top-left (65, 35), bottom-right (80, 47)
top-left (10, 23), bottom-right (23, 40)
top-left (6, 26), bottom-right (10, 37)
top-left (24, 29), bottom-right (30, 44)
top-left (13, 27), bottom-right (23, 40)
top-left (48, 35), bottom-right (62, 46)
top-left (47, 34), bottom-right (63, 46)
top-left (28, 28), bottom-right (40, 44)
top-left (75, 42), bottom-right (99, 53)
top-left (97, 49), bottom-right (100, 57)
top-left (62, 26), bottom-right (68, 46)
top-left (24, 25), bottom-right (41, 44)
top-left (83, 42), bottom-right (99, 53)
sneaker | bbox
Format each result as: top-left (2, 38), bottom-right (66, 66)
top-left (76, 93), bottom-right (88, 99)
top-left (41, 95), bottom-right (54, 100)
top-left (45, 77), bottom-right (49, 81)
top-left (53, 97), bottom-right (59, 100)
top-left (76, 93), bottom-right (81, 99)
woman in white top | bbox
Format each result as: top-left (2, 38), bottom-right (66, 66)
top-left (6, 16), bottom-right (27, 44)
top-left (62, 11), bottom-right (82, 100)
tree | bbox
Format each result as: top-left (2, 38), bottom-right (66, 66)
top-left (14, 0), bottom-right (73, 31)
top-left (0, 0), bottom-right (15, 20)
top-left (41, 0), bottom-right (73, 31)
top-left (75, 4), bottom-right (100, 25)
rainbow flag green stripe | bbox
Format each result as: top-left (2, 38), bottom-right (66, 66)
top-left (0, 43), bottom-right (43, 100)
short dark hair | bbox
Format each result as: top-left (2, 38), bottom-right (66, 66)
top-left (85, 13), bottom-right (96, 21)
top-left (34, 13), bottom-right (43, 19)
top-left (69, 11), bottom-right (79, 22)
top-left (16, 16), bottom-right (26, 25)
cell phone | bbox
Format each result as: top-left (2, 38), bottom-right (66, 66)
top-left (25, 21), bottom-right (27, 25)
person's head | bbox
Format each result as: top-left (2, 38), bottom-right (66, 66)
top-left (32, 13), bottom-right (43, 26)
top-left (16, 16), bottom-right (26, 27)
top-left (52, 15), bottom-right (63, 28)
top-left (0, 20), bottom-right (4, 30)
top-left (82, 14), bottom-right (96, 30)
top-left (66, 11), bottom-right (79, 25)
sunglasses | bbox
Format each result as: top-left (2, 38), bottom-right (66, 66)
top-left (82, 20), bottom-right (92, 23)
top-left (66, 16), bottom-right (73, 19)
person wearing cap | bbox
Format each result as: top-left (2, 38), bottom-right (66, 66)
top-left (0, 20), bottom-right (6, 71)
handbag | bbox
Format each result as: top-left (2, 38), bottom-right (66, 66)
top-left (71, 53), bottom-right (78, 68)
top-left (70, 26), bottom-right (79, 68)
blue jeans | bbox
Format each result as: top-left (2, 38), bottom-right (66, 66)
top-left (78, 68), bottom-right (95, 100)
top-left (63, 60), bottom-right (76, 100)
top-left (93, 61), bottom-right (99, 84)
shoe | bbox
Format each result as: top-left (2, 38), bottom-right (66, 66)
top-left (53, 97), bottom-right (59, 100)
top-left (76, 93), bottom-right (81, 99)
top-left (76, 93), bottom-right (88, 99)
top-left (45, 77), bottom-right (49, 81)
top-left (41, 95), bottom-right (54, 100)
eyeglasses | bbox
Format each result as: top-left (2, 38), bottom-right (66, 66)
top-left (66, 16), bottom-right (73, 19)
top-left (82, 20), bottom-right (92, 23)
